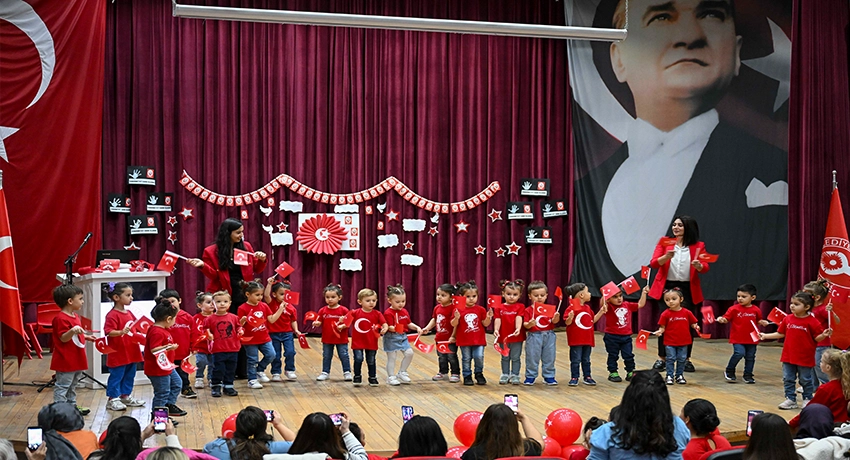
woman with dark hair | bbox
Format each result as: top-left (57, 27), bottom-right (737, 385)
top-left (461, 404), bottom-right (542, 460)
top-left (92, 416), bottom-right (214, 460)
top-left (743, 413), bottom-right (799, 460)
top-left (277, 412), bottom-right (366, 460)
top-left (588, 370), bottom-right (689, 459)
top-left (649, 215), bottom-right (711, 372)
top-left (203, 407), bottom-right (295, 460)
top-left (393, 415), bottom-right (448, 458)
top-left (680, 399), bottom-right (730, 460)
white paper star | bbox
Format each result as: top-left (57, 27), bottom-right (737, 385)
top-left (403, 240), bottom-right (414, 251)
top-left (167, 231), bottom-right (178, 245)
top-left (474, 245), bottom-right (486, 255)
top-left (387, 210), bottom-right (399, 221)
top-left (495, 247), bottom-right (507, 257)
top-left (124, 242), bottom-right (141, 251)
top-left (179, 207), bottom-right (194, 221)
top-left (167, 216), bottom-right (178, 227)
top-left (488, 209), bottom-right (503, 222)
top-left (428, 226), bottom-right (439, 237)
top-left (506, 242), bottom-right (521, 256)
top-left (0, 126), bottom-right (20, 163)
top-left (455, 221), bottom-right (469, 233)
top-left (742, 18), bottom-right (791, 112)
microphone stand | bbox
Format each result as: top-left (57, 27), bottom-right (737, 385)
top-left (64, 232), bottom-right (92, 285)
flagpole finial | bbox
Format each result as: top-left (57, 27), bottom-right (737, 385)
top-left (0, 169), bottom-right (3, 187)
top-left (833, 170), bottom-right (838, 191)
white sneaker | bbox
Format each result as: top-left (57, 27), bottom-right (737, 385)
top-left (271, 374), bottom-right (282, 382)
top-left (194, 378), bottom-right (205, 389)
top-left (120, 396), bottom-right (145, 407)
top-left (316, 372), bottom-right (330, 381)
top-left (778, 399), bottom-right (799, 410)
top-left (257, 372), bottom-right (270, 383)
top-left (285, 371), bottom-right (297, 380)
top-left (803, 399), bottom-right (812, 408)
top-left (248, 379), bottom-right (263, 389)
top-left (387, 375), bottom-right (401, 386)
top-left (797, 386), bottom-right (803, 393)
top-left (106, 398), bottom-right (126, 411)
top-left (398, 372), bottom-right (412, 384)
top-left (343, 372), bottom-right (353, 381)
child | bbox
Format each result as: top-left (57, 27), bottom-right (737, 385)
top-left (50, 284), bottom-right (96, 415)
top-left (384, 284), bottom-right (423, 385)
top-left (494, 279), bottom-right (526, 385)
top-left (788, 348), bottom-right (850, 428)
top-left (569, 416), bottom-right (608, 460)
top-left (451, 281), bottom-right (492, 386)
top-left (653, 288), bottom-right (700, 385)
top-left (716, 284), bottom-right (769, 384)
top-left (103, 282), bottom-right (145, 411)
top-left (192, 292), bottom-right (215, 389)
top-left (264, 277), bottom-right (302, 381)
top-left (348, 288), bottom-right (388, 386)
top-left (157, 289), bottom-right (197, 399)
top-left (760, 291), bottom-right (833, 410)
top-left (312, 284), bottom-right (352, 381)
top-left (804, 279), bottom-right (832, 388)
top-left (602, 285), bottom-right (648, 383)
top-left (238, 280), bottom-right (285, 389)
top-left (421, 283), bottom-right (460, 383)
top-left (522, 281), bottom-right (560, 386)
top-left (564, 283), bottom-right (605, 386)
top-left (144, 299), bottom-right (187, 416)
top-left (205, 291), bottom-right (242, 397)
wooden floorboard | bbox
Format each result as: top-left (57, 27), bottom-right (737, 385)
top-left (0, 334), bottom-right (796, 451)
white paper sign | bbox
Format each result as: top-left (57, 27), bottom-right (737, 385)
top-left (400, 254), bottom-right (424, 266)
top-left (270, 232), bottom-right (294, 246)
top-left (402, 219), bottom-right (426, 232)
top-left (279, 201), bottom-right (304, 213)
top-left (334, 204), bottom-right (359, 213)
top-left (339, 259), bottom-right (363, 271)
top-left (377, 234), bottom-right (399, 248)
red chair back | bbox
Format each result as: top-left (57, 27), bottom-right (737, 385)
top-left (36, 303), bottom-right (61, 328)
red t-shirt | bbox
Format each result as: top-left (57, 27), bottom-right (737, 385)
top-left (267, 299), bottom-right (297, 333)
top-left (50, 311), bottom-right (88, 373)
top-left (495, 303), bottom-right (526, 344)
top-left (455, 306), bottom-right (487, 347)
top-left (103, 309), bottom-right (143, 367)
top-left (170, 309), bottom-right (194, 361)
top-left (350, 308), bottom-right (386, 350)
top-left (682, 429), bottom-right (732, 460)
top-left (523, 305), bottom-right (556, 333)
top-left (318, 306), bottom-right (349, 345)
top-left (204, 313), bottom-right (242, 353)
top-left (144, 325), bottom-right (175, 377)
top-left (721, 304), bottom-right (763, 345)
top-left (566, 304), bottom-right (596, 346)
top-left (604, 301), bottom-right (639, 335)
top-left (384, 308), bottom-right (412, 334)
top-left (431, 304), bottom-right (456, 342)
top-left (658, 308), bottom-right (698, 346)
top-left (788, 379), bottom-right (849, 428)
top-left (237, 302), bottom-right (273, 345)
top-left (812, 305), bottom-right (832, 347)
top-left (191, 313), bottom-right (212, 354)
top-left (778, 314), bottom-right (824, 367)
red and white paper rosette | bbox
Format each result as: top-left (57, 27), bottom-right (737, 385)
top-left (296, 214), bottom-right (349, 255)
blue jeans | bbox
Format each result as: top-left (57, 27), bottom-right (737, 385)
top-left (353, 349), bottom-right (377, 378)
top-left (212, 352), bottom-right (238, 387)
top-left (525, 331), bottom-right (556, 380)
top-left (500, 342), bottom-right (523, 376)
top-left (726, 344), bottom-right (757, 378)
top-left (814, 346), bottom-right (829, 388)
top-left (603, 333), bottom-right (635, 373)
top-left (569, 345), bottom-right (592, 379)
top-left (783, 362), bottom-right (814, 401)
top-left (149, 369), bottom-right (181, 407)
top-left (460, 345), bottom-right (484, 377)
top-left (270, 332), bottom-right (296, 374)
top-left (106, 363), bottom-right (138, 399)
top-left (322, 343), bottom-right (351, 373)
top-left (437, 343), bottom-right (460, 375)
top-left (54, 371), bottom-right (83, 404)
top-left (244, 341), bottom-right (275, 380)
top-left (196, 353), bottom-right (214, 380)
top-left (665, 345), bottom-right (688, 378)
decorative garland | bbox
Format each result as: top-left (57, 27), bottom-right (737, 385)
top-left (180, 171), bottom-right (500, 214)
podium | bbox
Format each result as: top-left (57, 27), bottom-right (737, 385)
top-left (56, 270), bottom-right (171, 388)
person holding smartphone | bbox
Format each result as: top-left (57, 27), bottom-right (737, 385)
top-left (278, 412), bottom-right (367, 460)
top-left (203, 407), bottom-right (296, 460)
top-left (461, 404), bottom-right (542, 460)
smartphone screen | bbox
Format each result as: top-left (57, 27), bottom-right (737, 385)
top-left (504, 394), bottom-right (519, 412)
top-left (401, 405), bottom-right (414, 423)
top-left (746, 410), bottom-right (763, 436)
top-left (329, 413), bottom-right (343, 426)
top-left (154, 408), bottom-right (168, 433)
top-left (27, 427), bottom-right (42, 451)
top-left (265, 410), bottom-right (273, 422)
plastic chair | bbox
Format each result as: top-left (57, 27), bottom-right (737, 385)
top-left (701, 447), bottom-right (744, 460)
top-left (31, 303), bottom-right (61, 351)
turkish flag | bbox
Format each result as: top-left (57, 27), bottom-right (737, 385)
top-left (127, 332), bottom-right (146, 345)
top-left (275, 262), bottom-right (295, 279)
top-left (554, 286), bottom-right (563, 301)
top-left (94, 337), bottom-right (115, 354)
top-left (233, 249), bottom-right (251, 266)
top-left (98, 259), bottom-right (120, 272)
top-left (697, 252), bottom-right (719, 263)
top-left (658, 236), bottom-right (678, 247)
top-left (413, 338), bottom-right (434, 354)
top-left (620, 276), bottom-right (639, 295)
top-left (640, 265), bottom-right (651, 280)
top-left (341, 311), bottom-right (354, 328)
top-left (240, 335), bottom-right (254, 343)
top-left (487, 295), bottom-right (502, 310)
top-left (303, 311), bottom-right (318, 323)
top-left (819, 189), bottom-right (850, 348)
top-left (407, 334), bottom-right (419, 343)
top-left (452, 296), bottom-right (466, 310)
top-left (246, 314), bottom-right (265, 328)
top-left (701, 306), bottom-right (716, 324)
top-left (297, 334), bottom-right (310, 349)
top-left (600, 281), bottom-right (620, 300)
top-left (636, 330), bottom-right (651, 350)
top-left (284, 291), bottom-right (300, 305)
top-left (180, 359), bottom-right (197, 374)
top-left (436, 341), bottom-right (451, 354)
top-left (0, 180), bottom-right (26, 361)
top-left (830, 284), bottom-right (850, 304)
top-left (156, 250), bottom-right (180, 272)
top-left (493, 342), bottom-right (510, 357)
top-left (153, 349), bottom-right (175, 371)
top-left (533, 302), bottom-right (556, 318)
top-left (767, 307), bottom-right (787, 324)
top-left (372, 324), bottom-right (382, 338)
top-left (132, 316), bottom-right (154, 335)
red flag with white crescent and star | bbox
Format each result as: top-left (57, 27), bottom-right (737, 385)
top-left (819, 188), bottom-right (850, 348)
top-left (0, 178), bottom-right (27, 363)
top-left (635, 330), bottom-right (651, 350)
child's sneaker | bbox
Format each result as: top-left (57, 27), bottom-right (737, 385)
top-left (724, 371), bottom-right (737, 382)
top-left (120, 396), bottom-right (145, 407)
top-left (388, 375), bottom-right (401, 386)
top-left (666, 375), bottom-right (674, 385)
top-left (625, 371), bottom-right (634, 381)
top-left (353, 375), bottom-right (362, 386)
top-left (474, 373), bottom-right (487, 385)
top-left (223, 387), bottom-right (238, 396)
top-left (257, 372), bottom-right (271, 383)
top-left (523, 378), bottom-right (535, 386)
top-left (743, 376), bottom-right (756, 384)
top-left (499, 374), bottom-right (510, 385)
top-left (509, 375), bottom-right (521, 385)
top-left (343, 372), bottom-right (353, 382)
top-left (285, 371), bottom-right (297, 380)
top-left (167, 404), bottom-right (187, 416)
top-left (583, 376), bottom-right (597, 386)
top-left (76, 406), bottom-right (91, 416)
top-left (463, 375), bottom-right (474, 386)
top-left (676, 376), bottom-right (687, 385)
top-left (778, 399), bottom-right (798, 410)
top-left (271, 374), bottom-right (282, 382)
top-left (608, 372), bottom-right (622, 382)
top-left (653, 359), bottom-right (666, 370)
top-left (398, 372), bottom-right (412, 383)
top-left (544, 378), bottom-right (559, 386)
top-left (568, 378), bottom-right (579, 386)
top-left (316, 372), bottom-right (329, 381)
top-left (181, 388), bottom-right (198, 399)
top-left (211, 385), bottom-right (222, 398)
top-left (449, 374), bottom-right (461, 383)
top-left (368, 377), bottom-right (379, 387)
top-left (684, 361), bottom-right (696, 372)
top-left (803, 399), bottom-right (812, 408)
top-left (106, 398), bottom-right (126, 411)
top-left (194, 378), bottom-right (205, 389)
top-left (432, 373), bottom-right (445, 381)
top-left (248, 379), bottom-right (263, 389)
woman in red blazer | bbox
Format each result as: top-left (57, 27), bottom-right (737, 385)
top-left (649, 215), bottom-right (710, 372)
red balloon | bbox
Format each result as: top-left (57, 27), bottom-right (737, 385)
top-left (453, 411), bottom-right (483, 447)
top-left (541, 436), bottom-right (562, 457)
top-left (560, 444), bottom-right (587, 459)
top-left (545, 408), bottom-right (583, 446)
top-left (221, 413), bottom-right (238, 438)
top-left (446, 446), bottom-right (468, 459)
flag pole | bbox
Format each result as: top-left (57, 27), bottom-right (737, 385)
top-left (834, 170), bottom-right (838, 191)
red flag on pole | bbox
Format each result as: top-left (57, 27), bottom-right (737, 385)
top-left (819, 188), bottom-right (850, 349)
top-left (767, 307), bottom-right (787, 324)
top-left (620, 276), bottom-right (640, 295)
top-left (0, 177), bottom-right (28, 362)
top-left (640, 265), bottom-right (651, 280)
top-left (275, 262), bottom-right (295, 279)
top-left (635, 330), bottom-right (651, 350)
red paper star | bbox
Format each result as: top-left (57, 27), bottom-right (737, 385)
top-left (474, 245), bottom-right (486, 255)
top-left (386, 209), bottom-right (399, 221)
top-left (506, 242), bottom-right (521, 256)
top-left (167, 216), bottom-right (178, 227)
top-left (276, 222), bottom-right (288, 232)
top-left (403, 241), bottom-right (414, 251)
top-left (428, 226), bottom-right (439, 237)
top-left (455, 221), bottom-right (469, 233)
top-left (179, 207), bottom-right (194, 221)
top-left (488, 209), bottom-right (503, 222)
top-left (124, 242), bottom-right (141, 251)
top-left (495, 247), bottom-right (507, 257)
top-left (167, 231), bottom-right (178, 245)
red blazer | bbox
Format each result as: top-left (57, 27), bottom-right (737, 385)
top-left (649, 241), bottom-right (710, 304)
top-left (199, 242), bottom-right (267, 294)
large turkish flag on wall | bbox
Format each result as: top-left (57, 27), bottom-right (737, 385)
top-left (0, 0), bottom-right (104, 301)
top-left (819, 189), bottom-right (850, 349)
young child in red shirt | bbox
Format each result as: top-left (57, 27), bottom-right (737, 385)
top-left (716, 284), bottom-right (769, 384)
top-left (348, 288), bottom-right (388, 387)
top-left (653, 288), bottom-right (700, 385)
top-left (192, 292), bottom-right (215, 389)
top-left (50, 284), bottom-right (96, 415)
top-left (564, 283), bottom-right (605, 386)
top-left (421, 283), bottom-right (460, 383)
top-left (157, 289), bottom-right (197, 399)
top-left (104, 282), bottom-right (145, 411)
top-left (264, 277), bottom-right (302, 381)
top-left (383, 284), bottom-right (423, 386)
top-left (788, 348), bottom-right (850, 429)
top-left (205, 291), bottom-right (243, 397)
top-left (602, 285), bottom-right (648, 383)
top-left (522, 281), bottom-right (561, 386)
top-left (144, 299), bottom-right (186, 416)
top-left (494, 279), bottom-right (526, 385)
top-left (312, 284), bottom-right (351, 382)
top-left (761, 291), bottom-right (833, 410)
top-left (451, 280), bottom-right (492, 386)
top-left (238, 280), bottom-right (285, 389)
top-left (804, 279), bottom-right (833, 389)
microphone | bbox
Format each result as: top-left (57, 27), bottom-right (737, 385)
top-left (82, 232), bottom-right (93, 244)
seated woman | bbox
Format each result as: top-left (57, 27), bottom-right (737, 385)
top-left (461, 404), bottom-right (542, 460)
top-left (37, 402), bottom-right (98, 460)
top-left (266, 412), bottom-right (366, 460)
top-left (791, 403), bottom-right (850, 459)
top-left (743, 412), bottom-right (798, 460)
top-left (681, 399), bottom-right (731, 460)
top-left (588, 371), bottom-right (689, 459)
top-left (204, 407), bottom-right (295, 460)
top-left (394, 415), bottom-right (448, 458)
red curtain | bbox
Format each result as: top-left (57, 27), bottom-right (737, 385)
top-left (102, 0), bottom-right (571, 324)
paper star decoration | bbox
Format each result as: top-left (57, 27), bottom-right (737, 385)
top-left (167, 231), bottom-right (178, 245)
top-left (124, 242), bottom-right (141, 251)
top-left (474, 245), bottom-right (486, 255)
top-left (276, 222), bottom-right (288, 232)
top-left (742, 19), bottom-right (791, 112)
top-left (488, 209), bottom-right (503, 222)
top-left (386, 209), bottom-right (399, 221)
top-left (403, 241), bottom-right (414, 251)
top-left (167, 216), bottom-right (178, 227)
top-left (506, 242), bottom-right (521, 256)
top-left (179, 207), bottom-right (194, 221)
top-left (428, 226), bottom-right (439, 237)
top-left (455, 221), bottom-right (469, 233)
top-left (495, 247), bottom-right (507, 257)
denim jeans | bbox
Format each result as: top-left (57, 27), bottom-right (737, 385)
top-left (665, 345), bottom-right (688, 378)
top-left (783, 362), bottom-right (814, 401)
top-left (603, 333), bottom-right (635, 373)
top-left (196, 353), bottom-right (214, 380)
top-left (353, 349), bottom-right (377, 378)
top-left (437, 343), bottom-right (460, 375)
top-left (54, 371), bottom-right (83, 404)
top-left (270, 332), bottom-right (296, 374)
top-left (460, 345), bottom-right (484, 377)
top-left (244, 341), bottom-right (275, 380)
top-left (814, 346), bottom-right (829, 388)
top-left (212, 352), bottom-right (238, 386)
top-left (569, 345), bottom-right (593, 379)
top-left (500, 342), bottom-right (523, 376)
top-left (106, 363), bottom-right (137, 399)
top-left (322, 343), bottom-right (351, 373)
top-left (149, 369), bottom-right (181, 407)
top-left (525, 331), bottom-right (556, 380)
top-left (726, 344), bottom-right (757, 378)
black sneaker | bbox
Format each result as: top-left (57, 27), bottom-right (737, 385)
top-left (743, 376), bottom-right (756, 384)
top-left (463, 375), bottom-right (474, 386)
top-left (169, 417), bottom-right (180, 427)
top-left (181, 388), bottom-right (198, 399)
top-left (211, 385), bottom-right (222, 398)
top-left (76, 405), bottom-right (91, 416)
top-left (223, 387), bottom-right (239, 397)
top-left (474, 373), bottom-right (487, 385)
top-left (653, 360), bottom-right (666, 370)
top-left (368, 377), bottom-right (379, 387)
top-left (608, 372), bottom-right (622, 382)
top-left (625, 371), bottom-right (634, 381)
top-left (684, 361), bottom-right (696, 373)
top-left (167, 404), bottom-right (187, 417)
top-left (724, 371), bottom-right (737, 382)
top-left (353, 375), bottom-right (362, 386)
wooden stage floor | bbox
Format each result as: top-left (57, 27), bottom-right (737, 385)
top-left (0, 334), bottom-right (796, 452)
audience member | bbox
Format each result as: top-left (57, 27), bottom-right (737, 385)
top-left (461, 404), bottom-right (542, 460)
top-left (147, 447), bottom-right (190, 460)
top-left (348, 422), bottom-right (387, 460)
top-left (569, 417), bottom-right (607, 460)
top-left (269, 412), bottom-right (366, 460)
top-left (743, 412), bottom-right (799, 460)
top-left (204, 407), bottom-right (295, 460)
top-left (0, 439), bottom-right (15, 460)
top-left (394, 416), bottom-right (448, 458)
top-left (681, 399), bottom-right (730, 460)
top-left (38, 402), bottom-right (98, 460)
top-left (794, 404), bottom-right (834, 440)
